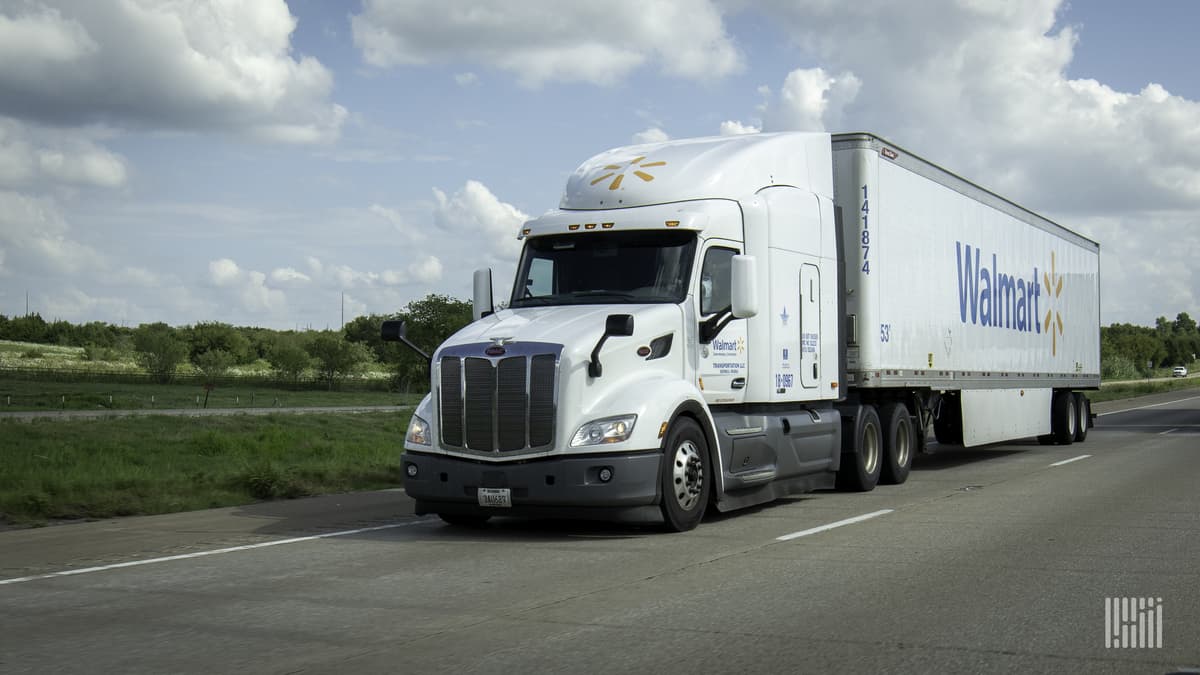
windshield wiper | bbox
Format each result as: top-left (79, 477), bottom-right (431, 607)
top-left (510, 296), bottom-right (562, 307)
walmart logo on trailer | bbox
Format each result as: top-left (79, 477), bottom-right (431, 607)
top-left (955, 242), bottom-right (1043, 334)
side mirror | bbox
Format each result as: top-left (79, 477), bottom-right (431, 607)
top-left (380, 319), bottom-right (407, 342)
top-left (589, 314), bottom-right (635, 378)
top-left (380, 319), bottom-right (430, 363)
top-left (605, 314), bottom-right (634, 337)
top-left (731, 255), bottom-right (758, 318)
top-left (473, 268), bottom-right (494, 320)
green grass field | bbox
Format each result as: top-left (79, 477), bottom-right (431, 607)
top-left (1, 412), bottom-right (409, 526)
top-left (1091, 374), bottom-right (1200, 402)
top-left (0, 378), bottom-right (420, 411)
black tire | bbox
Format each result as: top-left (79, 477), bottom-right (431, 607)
top-left (1051, 391), bottom-right (1077, 445)
top-left (1073, 392), bottom-right (1090, 443)
top-left (880, 402), bottom-right (914, 485)
top-left (1037, 434), bottom-right (1056, 446)
top-left (438, 513), bottom-right (492, 527)
top-left (659, 417), bottom-right (710, 532)
top-left (837, 405), bottom-right (882, 492)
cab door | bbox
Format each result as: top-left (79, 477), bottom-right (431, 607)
top-left (697, 243), bottom-right (748, 405)
top-left (800, 263), bottom-right (821, 388)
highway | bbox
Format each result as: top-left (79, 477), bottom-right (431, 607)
top-left (2, 391), bottom-right (1198, 673)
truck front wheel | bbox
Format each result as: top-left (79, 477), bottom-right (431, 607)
top-left (837, 405), bottom-right (882, 492)
top-left (659, 418), bottom-right (710, 532)
top-left (880, 403), bottom-right (913, 485)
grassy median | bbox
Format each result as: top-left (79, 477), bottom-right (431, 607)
top-left (0, 378), bottom-right (418, 412)
top-left (1, 412), bottom-right (408, 526)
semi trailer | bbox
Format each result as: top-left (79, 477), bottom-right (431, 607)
top-left (384, 132), bottom-right (1101, 531)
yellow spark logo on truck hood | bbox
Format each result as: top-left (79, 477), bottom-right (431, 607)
top-left (589, 156), bottom-right (667, 191)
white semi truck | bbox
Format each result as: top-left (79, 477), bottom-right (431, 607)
top-left (383, 132), bottom-right (1101, 531)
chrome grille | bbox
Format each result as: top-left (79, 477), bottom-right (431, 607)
top-left (438, 344), bottom-right (560, 453)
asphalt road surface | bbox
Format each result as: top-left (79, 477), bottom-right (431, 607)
top-left (2, 392), bottom-right (1199, 674)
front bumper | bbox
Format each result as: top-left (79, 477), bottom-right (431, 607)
top-left (402, 449), bottom-right (664, 522)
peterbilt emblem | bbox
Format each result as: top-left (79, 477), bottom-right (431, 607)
top-left (486, 336), bottom-right (513, 356)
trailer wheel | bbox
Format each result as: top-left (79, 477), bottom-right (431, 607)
top-left (837, 405), bottom-right (882, 492)
top-left (880, 403), bottom-right (914, 485)
top-left (1072, 393), bottom-right (1090, 443)
top-left (438, 513), bottom-right (492, 527)
top-left (1051, 391), bottom-right (1077, 445)
top-left (659, 417), bottom-right (710, 532)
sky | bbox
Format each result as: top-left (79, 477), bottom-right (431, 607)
top-left (1, 0), bottom-right (1198, 331)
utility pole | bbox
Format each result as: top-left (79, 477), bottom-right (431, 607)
top-left (340, 292), bottom-right (344, 330)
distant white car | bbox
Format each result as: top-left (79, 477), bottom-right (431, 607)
top-left (1173, 366), bottom-right (1188, 377)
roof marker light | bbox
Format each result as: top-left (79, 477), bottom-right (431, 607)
top-left (584, 223), bottom-right (597, 230)
top-left (568, 224), bottom-right (580, 231)
top-left (602, 222), bottom-right (614, 229)
top-left (665, 220), bottom-right (680, 228)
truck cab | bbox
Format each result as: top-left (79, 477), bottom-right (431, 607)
top-left (392, 133), bottom-right (846, 530)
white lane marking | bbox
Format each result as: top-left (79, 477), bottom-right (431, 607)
top-left (0, 519), bottom-right (432, 586)
top-left (1049, 454), bottom-right (1092, 467)
top-left (776, 509), bottom-right (893, 542)
top-left (1097, 394), bottom-right (1200, 417)
top-left (1159, 428), bottom-right (1177, 435)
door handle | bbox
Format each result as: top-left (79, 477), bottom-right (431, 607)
top-left (731, 377), bottom-right (746, 390)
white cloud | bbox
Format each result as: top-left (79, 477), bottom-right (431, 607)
top-left (431, 180), bottom-right (528, 300)
top-left (206, 257), bottom-right (287, 314)
top-left (0, 0), bottom-right (345, 143)
top-left (113, 266), bottom-right (158, 287)
top-left (432, 180), bottom-right (527, 258)
top-left (408, 255), bottom-right (443, 284)
top-left (368, 202), bottom-right (426, 242)
top-left (454, 72), bottom-right (478, 86)
top-left (632, 127), bottom-right (670, 145)
top-left (0, 4), bottom-right (96, 65)
top-left (351, 0), bottom-right (741, 87)
top-left (0, 117), bottom-right (127, 189)
top-left (760, 67), bottom-right (861, 133)
top-left (0, 189), bottom-right (100, 274)
top-left (208, 258), bottom-right (241, 287)
top-left (719, 120), bottom-right (760, 136)
top-left (270, 267), bottom-right (312, 286)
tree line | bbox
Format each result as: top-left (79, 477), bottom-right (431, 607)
top-left (4, 303), bottom-right (1195, 385)
top-left (0, 294), bottom-right (472, 389)
top-left (1101, 312), bottom-right (1199, 379)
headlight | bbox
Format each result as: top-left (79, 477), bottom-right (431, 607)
top-left (571, 415), bottom-right (637, 447)
top-left (406, 415), bottom-right (431, 446)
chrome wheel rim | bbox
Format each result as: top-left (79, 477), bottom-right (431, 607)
top-left (672, 440), bottom-right (704, 511)
top-left (893, 420), bottom-right (911, 468)
top-left (862, 420), bottom-right (880, 474)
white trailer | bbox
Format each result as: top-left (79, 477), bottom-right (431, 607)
top-left (384, 132), bottom-right (1100, 531)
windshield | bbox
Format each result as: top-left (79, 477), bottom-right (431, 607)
top-left (509, 230), bottom-right (697, 307)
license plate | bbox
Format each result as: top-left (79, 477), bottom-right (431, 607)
top-left (477, 487), bottom-right (512, 508)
